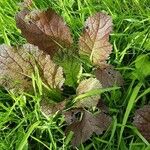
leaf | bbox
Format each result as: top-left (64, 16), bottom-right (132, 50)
top-left (56, 52), bottom-right (82, 87)
top-left (133, 105), bottom-right (150, 141)
top-left (28, 44), bottom-right (65, 89)
top-left (144, 38), bottom-right (150, 50)
top-left (76, 78), bottom-right (102, 108)
top-left (66, 110), bottom-right (112, 147)
top-left (95, 65), bottom-right (124, 88)
top-left (63, 108), bottom-right (83, 125)
top-left (0, 44), bottom-right (64, 91)
top-left (79, 12), bottom-right (113, 66)
top-left (33, 46), bottom-right (65, 89)
top-left (0, 44), bottom-right (33, 91)
top-left (16, 8), bottom-right (73, 57)
top-left (40, 99), bottom-right (66, 116)
top-left (97, 99), bottom-right (109, 113)
top-left (135, 55), bottom-right (150, 78)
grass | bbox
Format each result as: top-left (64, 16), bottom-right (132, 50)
top-left (0, 0), bottom-right (150, 149)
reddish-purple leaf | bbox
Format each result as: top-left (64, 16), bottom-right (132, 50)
top-left (79, 12), bottom-right (112, 66)
top-left (97, 99), bottom-right (109, 113)
top-left (16, 8), bottom-right (73, 57)
top-left (63, 108), bottom-right (83, 125)
top-left (133, 105), bottom-right (150, 141)
top-left (95, 65), bottom-right (124, 88)
top-left (0, 44), bottom-right (64, 91)
top-left (0, 44), bottom-right (33, 91)
top-left (65, 110), bottom-right (112, 147)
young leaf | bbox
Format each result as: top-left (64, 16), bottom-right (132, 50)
top-left (76, 78), bottom-right (102, 108)
top-left (56, 52), bottom-right (82, 87)
top-left (16, 8), bottom-right (73, 57)
top-left (0, 44), bottom-right (64, 91)
top-left (133, 105), bottom-right (150, 141)
top-left (79, 12), bottom-right (113, 66)
top-left (66, 110), bottom-right (112, 147)
top-left (95, 65), bottom-right (124, 88)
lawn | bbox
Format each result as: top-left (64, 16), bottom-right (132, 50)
top-left (0, 0), bottom-right (150, 150)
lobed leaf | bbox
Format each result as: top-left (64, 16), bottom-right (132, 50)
top-left (76, 78), bottom-right (102, 108)
top-left (16, 8), bottom-right (73, 57)
top-left (63, 108), bottom-right (83, 125)
top-left (0, 44), bottom-right (64, 91)
top-left (79, 12), bottom-right (113, 67)
top-left (65, 110), bottom-right (112, 147)
top-left (133, 105), bottom-right (150, 141)
top-left (0, 44), bottom-right (34, 91)
top-left (56, 52), bottom-right (82, 87)
top-left (95, 65), bottom-right (124, 88)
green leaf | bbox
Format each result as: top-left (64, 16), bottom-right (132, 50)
top-left (135, 55), bottom-right (150, 78)
top-left (56, 52), bottom-right (82, 87)
top-left (144, 38), bottom-right (150, 50)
